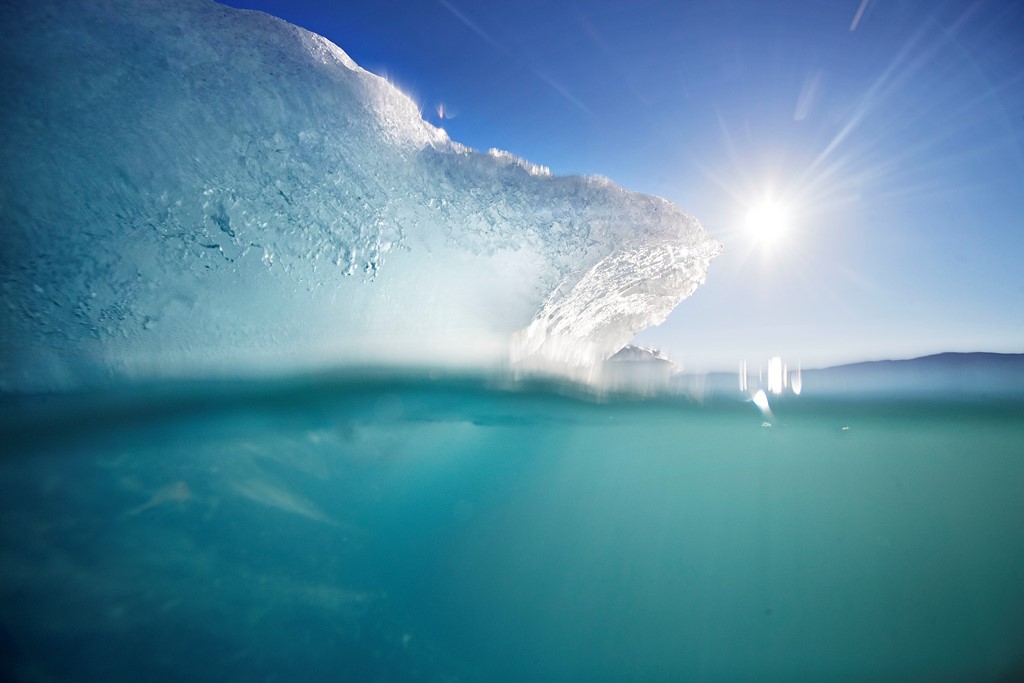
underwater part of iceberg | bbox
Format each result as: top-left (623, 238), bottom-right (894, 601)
top-left (0, 0), bottom-right (721, 391)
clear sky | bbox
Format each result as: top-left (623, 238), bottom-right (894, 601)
top-left (222, 0), bottom-right (1024, 371)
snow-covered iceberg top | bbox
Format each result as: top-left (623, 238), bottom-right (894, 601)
top-left (607, 345), bottom-right (675, 364)
top-left (0, 0), bottom-right (721, 391)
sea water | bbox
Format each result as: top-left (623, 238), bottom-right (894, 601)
top-left (2, 372), bottom-right (1023, 682)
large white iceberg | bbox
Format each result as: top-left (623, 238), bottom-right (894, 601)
top-left (0, 0), bottom-right (721, 391)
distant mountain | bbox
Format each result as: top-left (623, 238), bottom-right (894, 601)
top-left (804, 352), bottom-right (1024, 396)
top-left (675, 353), bottom-right (1024, 399)
top-left (824, 352), bottom-right (1024, 372)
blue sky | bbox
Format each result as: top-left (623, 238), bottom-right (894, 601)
top-left (223, 0), bottom-right (1024, 370)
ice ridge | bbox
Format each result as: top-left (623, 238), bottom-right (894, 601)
top-left (0, 0), bottom-right (721, 390)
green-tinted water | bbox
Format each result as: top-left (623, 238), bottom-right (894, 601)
top-left (2, 374), bottom-right (1023, 681)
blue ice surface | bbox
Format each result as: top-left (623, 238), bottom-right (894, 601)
top-left (0, 0), bottom-right (719, 393)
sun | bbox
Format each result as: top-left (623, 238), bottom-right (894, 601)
top-left (745, 198), bottom-right (792, 246)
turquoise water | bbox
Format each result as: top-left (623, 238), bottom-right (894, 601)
top-left (2, 373), bottom-right (1023, 682)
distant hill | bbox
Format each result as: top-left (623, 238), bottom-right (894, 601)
top-left (675, 353), bottom-right (1024, 398)
top-left (804, 352), bottom-right (1024, 396)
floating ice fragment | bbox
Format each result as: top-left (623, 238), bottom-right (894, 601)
top-left (752, 389), bottom-right (775, 425)
top-left (127, 481), bottom-right (191, 516)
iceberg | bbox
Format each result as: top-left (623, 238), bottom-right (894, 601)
top-left (0, 0), bottom-right (721, 391)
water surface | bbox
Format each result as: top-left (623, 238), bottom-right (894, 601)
top-left (2, 373), bottom-right (1023, 682)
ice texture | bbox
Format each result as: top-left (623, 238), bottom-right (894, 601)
top-left (0, 0), bottom-right (721, 390)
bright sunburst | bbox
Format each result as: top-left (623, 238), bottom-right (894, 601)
top-left (745, 197), bottom-right (792, 247)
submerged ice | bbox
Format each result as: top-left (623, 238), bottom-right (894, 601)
top-left (0, 0), bottom-right (721, 390)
